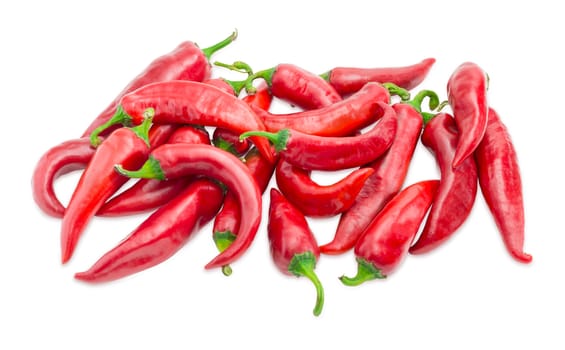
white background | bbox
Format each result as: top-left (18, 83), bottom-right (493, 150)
top-left (1, 0), bottom-right (563, 349)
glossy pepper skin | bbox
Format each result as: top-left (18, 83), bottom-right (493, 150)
top-left (256, 82), bottom-right (390, 137)
top-left (247, 63), bottom-right (342, 110)
top-left (74, 178), bottom-right (224, 283)
top-left (320, 102), bottom-right (424, 254)
top-left (32, 138), bottom-right (97, 218)
top-left (268, 188), bottom-right (325, 316)
top-left (242, 101), bottom-right (397, 171)
top-left (92, 80), bottom-right (274, 163)
top-left (447, 62), bottom-right (488, 168)
top-left (340, 180), bottom-right (439, 286)
top-left (409, 113), bottom-right (478, 254)
top-left (212, 147), bottom-right (276, 275)
top-left (321, 58), bottom-right (435, 96)
top-left (61, 117), bottom-right (153, 263)
top-left (85, 31), bottom-right (237, 139)
top-left (275, 160), bottom-right (374, 217)
top-left (97, 125), bottom-right (211, 216)
top-left (475, 108), bottom-right (532, 263)
top-left (116, 143), bottom-right (263, 270)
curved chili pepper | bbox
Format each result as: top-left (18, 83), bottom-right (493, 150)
top-left (32, 124), bottom-right (176, 218)
top-left (212, 147), bottom-right (276, 275)
top-left (475, 108), bottom-right (532, 263)
top-left (275, 160), bottom-right (374, 217)
top-left (75, 178), bottom-right (224, 283)
top-left (91, 80), bottom-right (274, 163)
top-left (85, 31), bottom-right (237, 139)
top-left (241, 101), bottom-right (397, 171)
top-left (97, 125), bottom-right (211, 216)
top-left (340, 180), bottom-right (439, 286)
top-left (319, 90), bottom-right (436, 254)
top-left (243, 63), bottom-right (342, 110)
top-left (268, 188), bottom-right (324, 316)
top-left (321, 58), bottom-right (436, 96)
top-left (447, 61), bottom-right (488, 168)
top-left (409, 113), bottom-right (478, 254)
top-left (115, 143), bottom-right (263, 270)
top-left (254, 82), bottom-right (390, 137)
top-left (32, 138), bottom-right (97, 218)
top-left (61, 117), bottom-right (153, 263)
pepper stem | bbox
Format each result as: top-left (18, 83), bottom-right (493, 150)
top-left (239, 129), bottom-right (289, 153)
top-left (114, 155), bottom-right (165, 180)
top-left (319, 70), bottom-right (330, 82)
top-left (244, 67), bottom-right (276, 94)
top-left (129, 109), bottom-right (154, 147)
top-left (201, 29), bottom-right (238, 60)
top-left (382, 82), bottom-right (411, 102)
top-left (339, 258), bottom-right (386, 287)
top-left (288, 252), bottom-right (325, 317)
top-left (405, 90), bottom-right (441, 125)
top-left (213, 61), bottom-right (254, 95)
top-left (89, 105), bottom-right (132, 147)
top-left (213, 231), bottom-right (237, 276)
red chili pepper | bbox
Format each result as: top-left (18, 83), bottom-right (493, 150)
top-left (97, 125), bottom-right (211, 216)
top-left (275, 160), bottom-right (374, 217)
top-left (115, 143), bottom-right (263, 270)
top-left (268, 188), bottom-right (324, 316)
top-left (447, 61), bottom-right (489, 168)
top-left (321, 58), bottom-right (436, 96)
top-left (319, 90), bottom-right (437, 254)
top-left (409, 112), bottom-right (478, 254)
top-left (241, 101), bottom-right (397, 171)
top-left (90, 80), bottom-right (275, 163)
top-left (475, 108), bottom-right (532, 263)
top-left (212, 147), bottom-right (276, 275)
top-left (32, 138), bottom-right (97, 218)
top-left (340, 180), bottom-right (439, 286)
top-left (74, 178), bottom-right (224, 283)
top-left (254, 82), bottom-right (391, 137)
top-left (32, 124), bottom-right (176, 218)
top-left (84, 31), bottom-right (237, 139)
top-left (243, 63), bottom-right (342, 110)
top-left (61, 117), bottom-right (153, 263)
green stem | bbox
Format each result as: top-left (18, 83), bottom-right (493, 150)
top-left (288, 252), bottom-right (325, 317)
top-left (239, 129), bottom-right (289, 153)
top-left (436, 100), bottom-right (449, 112)
top-left (223, 78), bottom-right (247, 96)
top-left (319, 70), bottom-right (330, 82)
top-left (382, 82), bottom-right (411, 102)
top-left (407, 90), bottom-right (440, 112)
top-left (339, 258), bottom-right (386, 287)
top-left (244, 67), bottom-right (276, 94)
top-left (129, 109), bottom-right (154, 147)
top-left (114, 155), bottom-right (165, 180)
top-left (201, 29), bottom-right (238, 60)
top-left (89, 105), bottom-right (132, 147)
top-left (213, 231), bottom-right (237, 277)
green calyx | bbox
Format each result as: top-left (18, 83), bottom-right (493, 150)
top-left (319, 70), bottom-right (330, 82)
top-left (129, 109), bottom-right (154, 147)
top-left (244, 67), bottom-right (275, 94)
top-left (240, 129), bottom-right (289, 153)
top-left (89, 105), bottom-right (133, 147)
top-left (200, 29), bottom-right (238, 60)
top-left (288, 251), bottom-right (325, 317)
top-left (213, 230), bottom-right (237, 276)
top-left (339, 257), bottom-right (386, 287)
top-left (114, 155), bottom-right (165, 180)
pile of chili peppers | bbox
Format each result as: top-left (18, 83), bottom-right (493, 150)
top-left (32, 30), bottom-right (531, 317)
